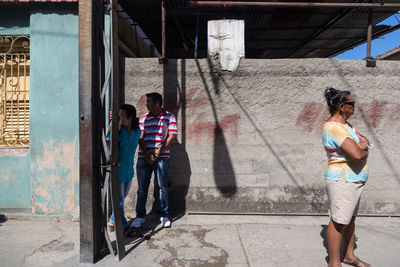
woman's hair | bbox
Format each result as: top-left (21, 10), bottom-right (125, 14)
top-left (324, 87), bottom-right (351, 115)
top-left (120, 104), bottom-right (140, 130)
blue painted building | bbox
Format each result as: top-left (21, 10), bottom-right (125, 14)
top-left (0, 3), bottom-right (79, 217)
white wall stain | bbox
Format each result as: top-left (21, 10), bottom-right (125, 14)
top-left (34, 187), bottom-right (52, 201)
top-left (0, 169), bottom-right (13, 185)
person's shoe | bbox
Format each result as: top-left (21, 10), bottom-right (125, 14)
top-left (131, 217), bottom-right (145, 228)
top-left (160, 217), bottom-right (171, 228)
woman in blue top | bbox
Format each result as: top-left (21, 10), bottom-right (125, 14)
top-left (108, 104), bottom-right (141, 230)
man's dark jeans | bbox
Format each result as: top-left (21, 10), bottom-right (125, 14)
top-left (136, 157), bottom-right (170, 218)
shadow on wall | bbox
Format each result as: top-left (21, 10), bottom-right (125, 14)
top-left (162, 59), bottom-right (191, 215)
top-left (205, 58), bottom-right (330, 212)
top-left (194, 59), bottom-right (237, 197)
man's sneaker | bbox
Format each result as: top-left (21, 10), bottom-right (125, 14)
top-left (160, 217), bottom-right (171, 228)
top-left (131, 217), bottom-right (145, 228)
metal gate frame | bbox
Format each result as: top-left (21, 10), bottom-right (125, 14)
top-left (78, 0), bottom-right (125, 262)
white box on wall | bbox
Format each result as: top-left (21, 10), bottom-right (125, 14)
top-left (208, 19), bottom-right (245, 71)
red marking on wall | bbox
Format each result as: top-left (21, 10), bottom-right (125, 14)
top-left (136, 95), bottom-right (147, 116)
top-left (296, 100), bottom-right (399, 134)
top-left (219, 114), bottom-right (240, 140)
top-left (363, 100), bottom-right (387, 128)
top-left (188, 114), bottom-right (240, 144)
top-left (186, 87), bottom-right (208, 110)
top-left (314, 108), bottom-right (331, 136)
top-left (295, 102), bottom-right (324, 132)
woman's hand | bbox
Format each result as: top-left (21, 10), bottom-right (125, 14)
top-left (356, 131), bottom-right (370, 151)
top-left (357, 138), bottom-right (369, 151)
top-left (356, 131), bottom-right (370, 144)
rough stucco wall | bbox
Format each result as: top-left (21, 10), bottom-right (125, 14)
top-left (124, 58), bottom-right (400, 215)
top-left (29, 7), bottom-right (79, 217)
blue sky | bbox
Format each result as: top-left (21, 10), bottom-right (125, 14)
top-left (334, 13), bottom-right (400, 59)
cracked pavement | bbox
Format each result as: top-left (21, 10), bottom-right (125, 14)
top-left (0, 215), bottom-right (399, 266)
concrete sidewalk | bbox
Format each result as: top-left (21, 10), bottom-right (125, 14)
top-left (0, 214), bottom-right (399, 267)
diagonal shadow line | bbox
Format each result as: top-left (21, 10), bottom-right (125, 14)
top-left (194, 58), bottom-right (237, 197)
top-left (329, 59), bottom-right (400, 185)
top-left (203, 58), bottom-right (329, 212)
top-left (123, 214), bottom-right (185, 256)
top-left (194, 59), bottom-right (219, 122)
top-left (212, 67), bottom-right (302, 188)
top-left (124, 226), bottom-right (163, 255)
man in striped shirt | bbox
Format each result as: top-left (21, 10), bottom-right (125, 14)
top-left (131, 92), bottom-right (178, 228)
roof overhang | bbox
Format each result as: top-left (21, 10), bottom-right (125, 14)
top-left (118, 0), bottom-right (400, 58)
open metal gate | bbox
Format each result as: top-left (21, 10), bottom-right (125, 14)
top-left (79, 0), bottom-right (125, 262)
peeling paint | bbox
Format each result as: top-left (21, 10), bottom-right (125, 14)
top-left (31, 138), bottom-right (79, 215)
top-left (34, 187), bottom-right (52, 201)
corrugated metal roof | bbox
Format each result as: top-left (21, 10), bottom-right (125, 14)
top-left (5, 0), bottom-right (396, 58)
top-left (118, 1), bottom-right (399, 58)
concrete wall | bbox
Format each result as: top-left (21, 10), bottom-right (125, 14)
top-left (124, 58), bottom-right (400, 216)
top-left (0, 5), bottom-right (79, 217)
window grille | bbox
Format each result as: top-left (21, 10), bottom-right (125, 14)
top-left (0, 35), bottom-right (30, 146)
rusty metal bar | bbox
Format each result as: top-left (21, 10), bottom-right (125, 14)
top-left (189, 1), bottom-right (400, 8)
top-left (366, 10), bottom-right (373, 59)
top-left (110, 0), bottom-right (126, 260)
top-left (162, 0), bottom-right (166, 57)
top-left (160, 0), bottom-right (167, 63)
top-left (79, 0), bottom-right (107, 263)
top-left (365, 9), bottom-right (376, 67)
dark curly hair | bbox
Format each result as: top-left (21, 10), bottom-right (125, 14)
top-left (324, 87), bottom-right (351, 115)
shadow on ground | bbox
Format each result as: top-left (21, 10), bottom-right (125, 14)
top-left (0, 214), bottom-right (7, 224)
top-left (117, 213), bottom-right (184, 256)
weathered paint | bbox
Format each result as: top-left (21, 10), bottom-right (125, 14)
top-left (29, 6), bottom-right (79, 217)
top-left (0, 152), bottom-right (31, 211)
top-left (0, 7), bottom-right (31, 212)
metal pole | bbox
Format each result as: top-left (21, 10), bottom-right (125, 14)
top-left (79, 0), bottom-right (107, 263)
top-left (162, 0), bottom-right (166, 58)
top-left (189, 1), bottom-right (400, 8)
top-left (110, 0), bottom-right (126, 260)
top-left (194, 15), bottom-right (199, 59)
top-left (160, 0), bottom-right (168, 64)
top-left (366, 10), bottom-right (373, 59)
top-left (365, 9), bottom-right (376, 67)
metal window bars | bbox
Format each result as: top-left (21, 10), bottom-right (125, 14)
top-left (0, 35), bottom-right (30, 146)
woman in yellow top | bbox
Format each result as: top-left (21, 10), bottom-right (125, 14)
top-left (322, 87), bottom-right (371, 267)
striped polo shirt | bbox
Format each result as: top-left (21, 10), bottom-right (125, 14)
top-left (138, 109), bottom-right (177, 158)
